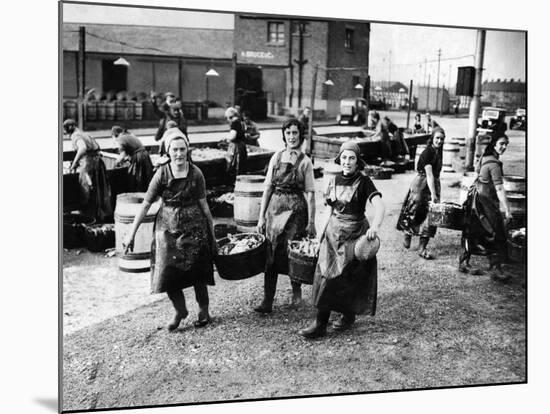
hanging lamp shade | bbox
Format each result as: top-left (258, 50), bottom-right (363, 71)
top-left (354, 83), bottom-right (364, 90)
top-left (205, 68), bottom-right (219, 76)
top-left (114, 57), bottom-right (130, 66)
top-left (323, 79), bottom-right (334, 86)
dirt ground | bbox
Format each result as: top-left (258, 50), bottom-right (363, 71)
top-left (62, 120), bottom-right (526, 412)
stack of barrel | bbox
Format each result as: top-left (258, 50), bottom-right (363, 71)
top-left (503, 175), bottom-right (526, 229)
top-left (442, 141), bottom-right (460, 173)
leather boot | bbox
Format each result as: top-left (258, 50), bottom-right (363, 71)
top-left (332, 313), bottom-right (356, 331)
top-left (291, 282), bottom-right (302, 306)
top-left (166, 290), bottom-right (189, 331)
top-left (299, 310), bottom-right (330, 339)
top-left (254, 271), bottom-right (277, 314)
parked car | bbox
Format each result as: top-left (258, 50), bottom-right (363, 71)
top-left (337, 98), bottom-right (368, 126)
top-left (509, 108), bottom-right (526, 130)
top-left (477, 106), bottom-right (507, 137)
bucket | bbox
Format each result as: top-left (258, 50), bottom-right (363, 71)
top-left (233, 175), bottom-right (265, 233)
top-left (442, 142), bottom-right (460, 173)
top-left (503, 175), bottom-right (525, 194)
top-left (414, 144), bottom-right (427, 170)
top-left (114, 192), bottom-right (161, 272)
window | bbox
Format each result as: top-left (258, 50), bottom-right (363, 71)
top-left (345, 28), bottom-right (354, 50)
top-left (268, 22), bottom-right (285, 45)
top-left (102, 60), bottom-right (128, 94)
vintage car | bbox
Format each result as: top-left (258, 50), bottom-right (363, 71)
top-left (336, 98), bottom-right (368, 126)
top-left (509, 108), bottom-right (526, 130)
top-left (477, 106), bottom-right (507, 137)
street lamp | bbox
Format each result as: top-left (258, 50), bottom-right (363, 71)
top-left (323, 79), bottom-right (334, 86)
top-left (205, 68), bottom-right (220, 103)
top-left (114, 56), bottom-right (130, 66)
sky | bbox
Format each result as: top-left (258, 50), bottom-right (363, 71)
top-left (63, 2), bottom-right (526, 89)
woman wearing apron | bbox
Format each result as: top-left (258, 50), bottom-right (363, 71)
top-left (111, 126), bottom-right (154, 192)
top-left (64, 118), bottom-right (112, 222)
top-left (254, 119), bottom-right (317, 314)
top-left (459, 134), bottom-right (512, 282)
top-left (224, 107), bottom-right (248, 185)
top-left (396, 127), bottom-right (445, 259)
top-left (299, 141), bottom-right (385, 338)
top-left (123, 130), bottom-right (217, 331)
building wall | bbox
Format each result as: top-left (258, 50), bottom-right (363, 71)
top-left (63, 52), bottom-right (78, 98)
top-left (415, 86), bottom-right (450, 113)
top-left (481, 91), bottom-right (526, 109)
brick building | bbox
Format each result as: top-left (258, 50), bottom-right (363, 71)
top-left (481, 79), bottom-right (526, 110)
top-left (234, 15), bottom-right (370, 117)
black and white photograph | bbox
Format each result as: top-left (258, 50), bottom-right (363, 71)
top-left (6, 0), bottom-right (549, 413)
top-left (58, 0), bottom-right (531, 412)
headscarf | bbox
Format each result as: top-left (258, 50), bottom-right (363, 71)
top-left (334, 141), bottom-right (366, 171)
top-left (162, 128), bottom-right (192, 162)
top-left (225, 107), bottom-right (239, 119)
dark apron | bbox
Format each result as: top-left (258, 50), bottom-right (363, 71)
top-left (461, 158), bottom-right (507, 259)
top-left (312, 176), bottom-right (377, 315)
top-left (265, 151), bottom-right (308, 275)
top-left (127, 148), bottom-right (154, 193)
top-left (150, 167), bottom-right (214, 293)
top-left (78, 149), bottom-right (112, 222)
top-left (226, 140), bottom-right (248, 180)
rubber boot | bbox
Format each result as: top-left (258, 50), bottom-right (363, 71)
top-left (298, 310), bottom-right (330, 339)
top-left (193, 283), bottom-right (211, 328)
top-left (418, 237), bottom-right (434, 259)
top-left (166, 290), bottom-right (189, 331)
top-left (254, 270), bottom-right (278, 314)
top-left (291, 281), bottom-right (302, 306)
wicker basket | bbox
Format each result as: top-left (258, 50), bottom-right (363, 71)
top-left (427, 202), bottom-right (464, 230)
top-left (287, 242), bottom-right (318, 285)
top-left (84, 223), bottom-right (115, 252)
top-left (215, 233), bottom-right (266, 280)
top-left (63, 213), bottom-right (96, 249)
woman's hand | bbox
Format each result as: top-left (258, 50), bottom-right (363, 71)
top-left (366, 225), bottom-right (379, 241)
top-left (122, 234), bottom-right (135, 255)
top-left (306, 221), bottom-right (317, 238)
top-left (504, 210), bottom-right (513, 224)
top-left (431, 195), bottom-right (440, 204)
top-left (257, 217), bottom-right (266, 235)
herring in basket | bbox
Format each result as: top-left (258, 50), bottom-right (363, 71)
top-left (216, 233), bottom-right (266, 280)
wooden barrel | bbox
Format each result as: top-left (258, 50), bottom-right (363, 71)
top-left (503, 175), bottom-right (525, 194)
top-left (451, 137), bottom-right (466, 159)
top-left (414, 144), bottom-right (427, 171)
top-left (114, 192), bottom-right (161, 273)
top-left (106, 101), bottom-right (116, 121)
top-left (442, 142), bottom-right (460, 173)
top-left (96, 101), bottom-right (107, 121)
top-left (134, 102), bottom-right (143, 120)
top-left (126, 100), bottom-right (135, 120)
top-left (323, 162), bottom-right (342, 190)
top-left (506, 192), bottom-right (526, 215)
top-left (63, 100), bottom-right (77, 121)
top-left (233, 175), bottom-right (265, 233)
top-left (86, 101), bottom-right (97, 121)
top-left (459, 172), bottom-right (477, 204)
top-left (115, 101), bottom-right (127, 120)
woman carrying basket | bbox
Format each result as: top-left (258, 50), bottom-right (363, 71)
top-left (123, 129), bottom-right (217, 331)
top-left (396, 127), bottom-right (445, 259)
top-left (254, 119), bottom-right (317, 314)
top-left (458, 134), bottom-right (512, 282)
top-left (299, 141), bottom-right (385, 338)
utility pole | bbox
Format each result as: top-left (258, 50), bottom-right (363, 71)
top-left (232, 52), bottom-right (237, 106)
top-left (406, 79), bottom-right (413, 130)
top-left (423, 58), bottom-right (427, 87)
top-left (388, 50), bottom-right (392, 88)
top-left (294, 21), bottom-right (308, 109)
top-left (77, 26), bottom-right (86, 130)
top-left (426, 74), bottom-right (431, 111)
top-left (466, 29), bottom-right (486, 170)
top-left (306, 64), bottom-right (318, 158)
top-left (435, 48), bottom-right (441, 114)
top-left (288, 20), bottom-right (294, 108)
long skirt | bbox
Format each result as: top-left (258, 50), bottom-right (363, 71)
top-left (226, 141), bottom-right (248, 182)
top-left (461, 183), bottom-right (507, 263)
top-left (396, 174), bottom-right (440, 238)
top-left (79, 152), bottom-right (112, 222)
top-left (312, 213), bottom-right (377, 316)
top-left (127, 149), bottom-right (154, 192)
top-left (265, 191), bottom-right (308, 275)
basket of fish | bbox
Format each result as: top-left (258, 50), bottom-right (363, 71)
top-left (84, 223), bottom-right (115, 252)
top-left (215, 233), bottom-right (266, 280)
top-left (288, 238), bottom-right (320, 285)
top-left (427, 202), bottom-right (464, 230)
top-left (507, 227), bottom-right (526, 263)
